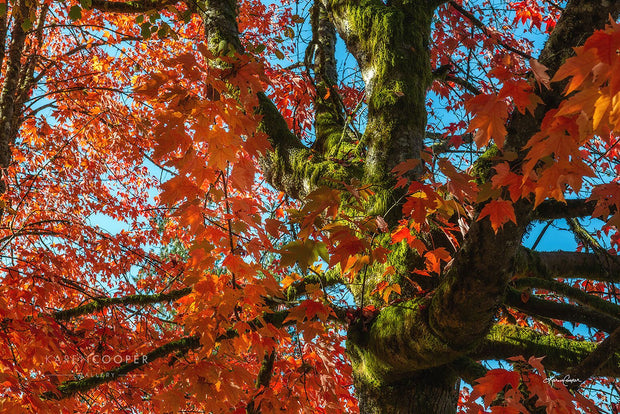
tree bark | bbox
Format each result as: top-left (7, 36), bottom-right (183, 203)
top-left (354, 370), bottom-right (459, 414)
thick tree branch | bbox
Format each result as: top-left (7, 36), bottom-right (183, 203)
top-left (505, 288), bottom-right (620, 333)
top-left (537, 0), bottom-right (620, 76)
top-left (380, 0), bottom-right (620, 377)
top-left (533, 199), bottom-right (599, 220)
top-left (429, 212), bottom-right (528, 350)
top-left (428, 0), bottom-right (620, 363)
top-left (16, 5), bottom-right (49, 114)
top-left (310, 3), bottom-right (347, 156)
top-left (322, 0), bottom-right (435, 183)
top-left (449, 357), bottom-right (488, 385)
top-left (246, 350), bottom-right (276, 414)
top-left (257, 93), bottom-right (360, 198)
top-left (53, 287), bottom-right (192, 321)
top-left (421, 0), bottom-right (620, 353)
top-left (0, 8), bottom-right (7, 71)
top-left (347, 297), bottom-right (463, 384)
top-left (90, 0), bottom-right (180, 13)
top-left (197, 0), bottom-right (354, 199)
top-left (46, 314), bottom-right (278, 399)
top-left (0, 0), bottom-right (30, 195)
top-left (516, 248), bottom-right (620, 283)
top-left (471, 325), bottom-right (620, 378)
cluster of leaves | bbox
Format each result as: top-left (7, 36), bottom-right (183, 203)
top-left (0, 1), bottom-right (358, 412)
top-left (461, 357), bottom-right (597, 414)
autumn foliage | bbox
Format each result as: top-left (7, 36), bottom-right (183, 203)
top-left (0, 0), bottom-right (619, 413)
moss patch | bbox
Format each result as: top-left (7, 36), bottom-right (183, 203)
top-left (347, 297), bottom-right (461, 386)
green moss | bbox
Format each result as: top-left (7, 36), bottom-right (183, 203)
top-left (471, 145), bottom-right (501, 184)
top-left (285, 268), bottom-right (343, 301)
top-left (53, 288), bottom-right (192, 321)
top-left (292, 149), bottom-right (362, 187)
top-left (347, 298), bottom-right (461, 385)
top-left (338, 3), bottom-right (433, 184)
top-left (485, 325), bottom-right (596, 369)
top-left (365, 186), bottom-right (395, 217)
top-left (314, 110), bottom-right (343, 155)
top-left (513, 247), bottom-right (550, 279)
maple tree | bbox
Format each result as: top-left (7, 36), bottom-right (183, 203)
top-left (0, 0), bottom-right (619, 412)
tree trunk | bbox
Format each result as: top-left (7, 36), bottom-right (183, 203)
top-left (354, 370), bottom-right (459, 414)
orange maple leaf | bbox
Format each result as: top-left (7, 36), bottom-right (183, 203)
top-left (477, 200), bottom-right (517, 233)
top-left (465, 93), bottom-right (509, 148)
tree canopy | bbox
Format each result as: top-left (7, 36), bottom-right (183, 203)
top-left (0, 0), bottom-right (619, 413)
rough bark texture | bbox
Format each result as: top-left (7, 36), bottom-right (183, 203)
top-left (517, 248), bottom-right (620, 283)
top-left (324, 0), bottom-right (431, 184)
top-left (0, 0), bottom-right (30, 195)
top-left (355, 370), bottom-right (459, 414)
top-left (311, 3), bottom-right (346, 155)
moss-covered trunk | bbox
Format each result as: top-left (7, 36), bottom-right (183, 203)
top-left (323, 2), bottom-right (466, 410)
top-left (326, 1), bottom-right (435, 225)
top-left (354, 371), bottom-right (459, 414)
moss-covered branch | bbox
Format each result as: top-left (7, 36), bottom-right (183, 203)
top-left (567, 217), bottom-right (608, 255)
top-left (53, 287), bottom-right (192, 321)
top-left (0, 0), bottom-right (30, 196)
top-left (310, 3), bottom-right (348, 157)
top-left (471, 324), bottom-right (620, 378)
top-left (429, 214), bottom-right (527, 350)
top-left (46, 303), bottom-right (347, 400)
top-left (505, 288), bottom-right (620, 333)
top-left (323, 0), bottom-right (434, 183)
top-left (359, 0), bottom-right (620, 387)
top-left (47, 310), bottom-right (282, 399)
top-left (90, 0), bottom-right (180, 13)
top-left (196, 0), bottom-right (358, 199)
top-left (513, 277), bottom-right (620, 320)
top-left (449, 357), bottom-right (488, 386)
top-left (246, 350), bottom-right (276, 414)
top-left (257, 93), bottom-right (361, 198)
top-left (436, 0), bottom-right (620, 355)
